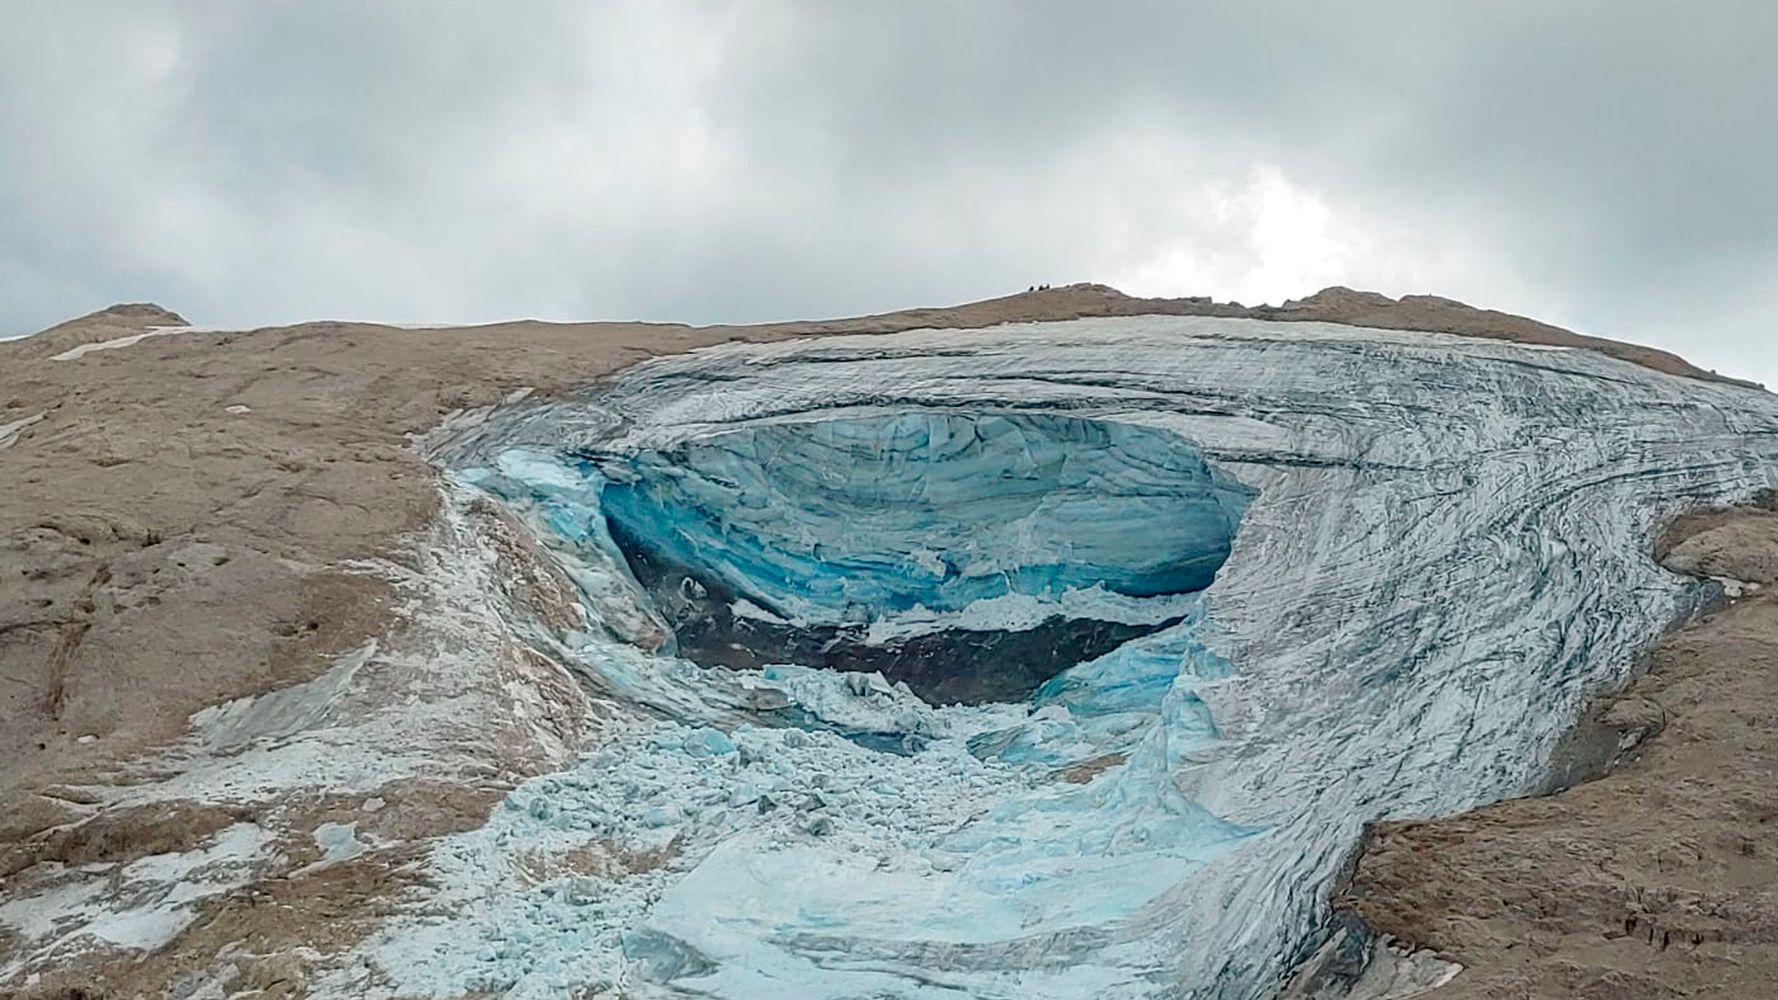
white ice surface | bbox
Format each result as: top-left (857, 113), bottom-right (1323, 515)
top-left (352, 315), bottom-right (1778, 999)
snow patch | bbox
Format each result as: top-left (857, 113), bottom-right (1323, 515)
top-left (293, 822), bottom-right (368, 877)
top-left (0, 822), bottom-right (273, 976)
top-left (49, 325), bottom-right (198, 360)
top-left (0, 411), bottom-right (44, 449)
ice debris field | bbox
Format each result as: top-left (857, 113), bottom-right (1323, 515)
top-left (350, 315), bottom-right (1778, 998)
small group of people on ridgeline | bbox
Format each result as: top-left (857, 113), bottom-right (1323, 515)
top-left (1026, 284), bottom-right (1050, 292)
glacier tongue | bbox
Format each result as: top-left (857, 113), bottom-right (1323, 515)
top-left (371, 315), bottom-right (1778, 999)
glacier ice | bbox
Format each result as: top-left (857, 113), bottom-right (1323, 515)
top-left (593, 410), bottom-right (1251, 702)
top-left (599, 412), bottom-right (1249, 619)
top-left (369, 315), bottom-right (1778, 999)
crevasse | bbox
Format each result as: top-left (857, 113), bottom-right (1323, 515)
top-left (367, 315), bottom-right (1778, 999)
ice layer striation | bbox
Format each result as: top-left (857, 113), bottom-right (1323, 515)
top-left (366, 315), bottom-right (1778, 999)
top-left (592, 412), bottom-right (1251, 702)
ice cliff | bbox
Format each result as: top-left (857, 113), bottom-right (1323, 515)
top-left (361, 315), bottom-right (1778, 998)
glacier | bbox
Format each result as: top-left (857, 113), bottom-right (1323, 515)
top-left (360, 315), bottom-right (1778, 999)
top-left (593, 411), bottom-right (1251, 703)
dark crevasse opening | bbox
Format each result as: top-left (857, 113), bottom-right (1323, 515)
top-left (592, 411), bottom-right (1252, 704)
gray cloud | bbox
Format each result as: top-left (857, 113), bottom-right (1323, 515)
top-left (2, 1), bottom-right (1773, 385)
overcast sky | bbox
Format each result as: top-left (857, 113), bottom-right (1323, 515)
top-left (2, 2), bottom-right (1773, 386)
